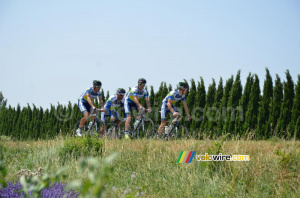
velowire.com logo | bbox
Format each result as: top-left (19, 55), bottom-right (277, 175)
top-left (176, 151), bottom-right (250, 163)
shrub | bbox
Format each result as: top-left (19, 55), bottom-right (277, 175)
top-left (59, 136), bottom-right (104, 163)
top-left (0, 136), bottom-right (12, 142)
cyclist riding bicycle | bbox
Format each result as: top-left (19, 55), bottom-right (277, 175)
top-left (76, 80), bottom-right (104, 136)
top-left (158, 82), bottom-right (191, 136)
top-left (100, 88), bottom-right (126, 138)
top-left (124, 78), bottom-right (152, 139)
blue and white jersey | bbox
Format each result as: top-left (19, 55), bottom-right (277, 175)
top-left (162, 90), bottom-right (186, 105)
top-left (125, 86), bottom-right (148, 103)
top-left (104, 95), bottom-right (125, 110)
top-left (78, 87), bottom-right (102, 102)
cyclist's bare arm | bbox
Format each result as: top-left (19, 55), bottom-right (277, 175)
top-left (182, 101), bottom-right (191, 119)
top-left (86, 93), bottom-right (96, 109)
top-left (167, 99), bottom-right (175, 114)
top-left (145, 98), bottom-right (151, 112)
top-left (133, 96), bottom-right (143, 109)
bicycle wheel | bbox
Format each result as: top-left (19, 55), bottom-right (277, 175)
top-left (72, 121), bottom-right (81, 137)
top-left (105, 123), bottom-right (119, 139)
top-left (142, 118), bottom-right (155, 139)
top-left (117, 120), bottom-right (126, 139)
top-left (174, 125), bottom-right (189, 139)
top-left (72, 119), bottom-right (93, 137)
top-left (164, 124), bottom-right (189, 140)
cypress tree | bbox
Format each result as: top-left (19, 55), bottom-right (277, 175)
top-left (0, 91), bottom-right (4, 107)
top-left (38, 107), bottom-right (44, 139)
top-left (106, 91), bottom-right (110, 102)
top-left (208, 78), bottom-right (223, 133)
top-left (291, 75), bottom-right (300, 139)
top-left (201, 79), bottom-right (216, 133)
top-left (25, 104), bottom-right (32, 139)
top-left (43, 109), bottom-right (49, 138)
top-left (149, 86), bottom-right (155, 109)
top-left (32, 104), bottom-right (39, 139)
top-left (6, 105), bottom-right (13, 137)
top-left (0, 98), bottom-right (5, 134)
top-left (186, 79), bottom-right (197, 111)
top-left (257, 68), bottom-right (273, 138)
top-left (235, 73), bottom-right (253, 136)
top-left (225, 71), bottom-right (243, 134)
top-left (279, 70), bottom-right (295, 137)
top-left (14, 104), bottom-right (21, 140)
top-left (101, 89), bottom-right (105, 103)
top-left (49, 104), bottom-right (56, 138)
top-left (217, 76), bottom-right (234, 135)
top-left (186, 79), bottom-right (196, 130)
top-left (155, 82), bottom-right (165, 105)
top-left (243, 74), bottom-right (261, 135)
top-left (192, 77), bottom-right (206, 135)
top-left (241, 73), bottom-right (254, 121)
top-left (168, 84), bottom-right (172, 92)
top-left (163, 82), bottom-right (168, 101)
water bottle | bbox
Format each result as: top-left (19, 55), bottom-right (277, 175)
top-left (107, 128), bottom-right (112, 134)
top-left (88, 122), bottom-right (93, 130)
top-left (165, 126), bottom-right (170, 134)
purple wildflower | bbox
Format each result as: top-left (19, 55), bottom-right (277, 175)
top-left (0, 182), bottom-right (24, 198)
top-left (0, 182), bottom-right (79, 198)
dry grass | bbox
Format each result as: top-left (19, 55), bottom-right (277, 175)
top-left (1, 137), bottom-right (299, 197)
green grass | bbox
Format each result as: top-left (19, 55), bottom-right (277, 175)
top-left (1, 136), bottom-right (299, 198)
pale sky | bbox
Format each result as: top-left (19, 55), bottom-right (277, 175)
top-left (0, 0), bottom-right (299, 108)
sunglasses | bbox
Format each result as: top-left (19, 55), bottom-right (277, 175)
top-left (139, 83), bottom-right (145, 87)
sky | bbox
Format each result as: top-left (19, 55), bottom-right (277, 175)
top-left (0, 0), bottom-right (299, 109)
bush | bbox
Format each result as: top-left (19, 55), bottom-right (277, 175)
top-left (0, 136), bottom-right (12, 142)
top-left (59, 136), bottom-right (104, 163)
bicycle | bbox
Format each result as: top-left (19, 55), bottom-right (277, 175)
top-left (120, 109), bottom-right (155, 139)
top-left (102, 113), bottom-right (125, 139)
top-left (163, 115), bottom-right (189, 140)
top-left (72, 109), bottom-right (105, 137)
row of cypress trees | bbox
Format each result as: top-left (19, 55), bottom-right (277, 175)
top-left (145, 68), bottom-right (299, 139)
top-left (0, 68), bottom-right (299, 140)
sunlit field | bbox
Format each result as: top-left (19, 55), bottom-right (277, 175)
top-left (1, 136), bottom-right (299, 197)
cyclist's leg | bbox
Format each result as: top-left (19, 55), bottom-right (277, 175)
top-left (112, 110), bottom-right (121, 127)
top-left (124, 100), bottom-right (132, 133)
top-left (131, 103), bottom-right (141, 128)
top-left (158, 103), bottom-right (169, 135)
top-left (78, 100), bottom-right (90, 127)
top-left (100, 111), bottom-right (108, 137)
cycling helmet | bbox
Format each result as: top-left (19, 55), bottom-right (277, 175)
top-left (93, 80), bottom-right (102, 87)
top-left (116, 88), bottom-right (126, 95)
top-left (138, 78), bottom-right (147, 84)
top-left (178, 82), bottom-right (189, 90)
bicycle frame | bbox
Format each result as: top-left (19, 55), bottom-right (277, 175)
top-left (123, 109), bottom-right (155, 139)
top-left (103, 114), bottom-right (120, 138)
top-left (164, 115), bottom-right (188, 140)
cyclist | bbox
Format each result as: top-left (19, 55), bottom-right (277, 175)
top-left (157, 82), bottom-right (191, 136)
top-left (124, 78), bottom-right (152, 139)
top-left (100, 88), bottom-right (126, 138)
top-left (76, 80), bottom-right (104, 136)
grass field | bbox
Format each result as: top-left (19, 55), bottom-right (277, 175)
top-left (1, 136), bottom-right (299, 198)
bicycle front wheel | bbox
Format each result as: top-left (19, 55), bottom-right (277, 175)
top-left (174, 125), bottom-right (189, 139)
top-left (72, 121), bottom-right (81, 137)
top-left (105, 123), bottom-right (120, 139)
top-left (116, 120), bottom-right (126, 139)
top-left (135, 118), bottom-right (155, 139)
